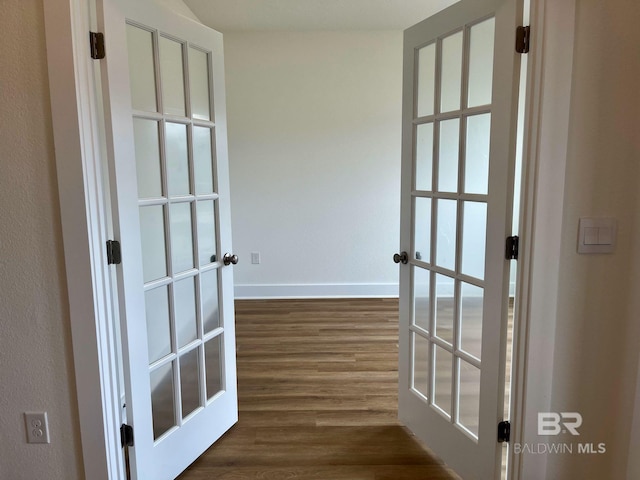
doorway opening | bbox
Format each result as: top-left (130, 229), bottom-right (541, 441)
top-left (42, 0), bottom-right (536, 476)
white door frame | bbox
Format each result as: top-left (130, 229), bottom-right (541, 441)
top-left (44, 0), bottom-right (125, 478)
top-left (508, 0), bottom-right (575, 478)
top-left (43, 0), bottom-right (576, 479)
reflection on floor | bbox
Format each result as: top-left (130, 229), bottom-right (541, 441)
top-left (178, 298), bottom-right (461, 480)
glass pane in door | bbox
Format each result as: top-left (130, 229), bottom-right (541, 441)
top-left (416, 43), bottom-right (436, 117)
top-left (150, 362), bottom-right (175, 439)
top-left (197, 200), bottom-right (218, 265)
top-left (440, 31), bottom-right (463, 113)
top-left (159, 36), bottom-right (186, 116)
top-left (467, 18), bottom-right (495, 108)
top-left (464, 113), bottom-right (491, 194)
top-left (438, 118), bottom-right (460, 193)
top-left (413, 266), bottom-right (430, 331)
top-left (435, 274), bottom-right (455, 344)
top-left (461, 201), bottom-right (487, 280)
top-left (189, 47), bottom-right (211, 121)
top-left (124, 8), bottom-right (233, 459)
top-left (435, 199), bottom-right (457, 271)
top-left (179, 347), bottom-right (201, 418)
top-left (433, 345), bottom-right (453, 417)
top-left (132, 119), bottom-right (162, 198)
top-left (169, 202), bottom-right (195, 274)
top-left (193, 126), bottom-right (215, 195)
top-left (166, 122), bottom-right (190, 196)
top-left (415, 123), bottom-right (434, 191)
top-left (460, 283), bottom-right (483, 360)
top-left (145, 286), bottom-right (172, 364)
top-left (139, 205), bottom-right (167, 282)
top-left (412, 332), bottom-right (430, 398)
top-left (126, 24), bottom-right (157, 113)
top-left (414, 197), bottom-right (431, 263)
top-left (457, 359), bottom-right (481, 437)
top-left (201, 270), bottom-right (220, 333)
top-left (205, 335), bottom-right (223, 400)
top-left (174, 277), bottom-right (198, 348)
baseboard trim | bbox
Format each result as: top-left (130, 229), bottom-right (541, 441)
top-left (234, 282), bottom-right (516, 300)
top-left (234, 283), bottom-right (400, 299)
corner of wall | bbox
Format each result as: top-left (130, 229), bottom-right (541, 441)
top-left (156, 0), bottom-right (201, 23)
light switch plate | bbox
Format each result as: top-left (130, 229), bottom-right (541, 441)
top-left (578, 217), bottom-right (617, 254)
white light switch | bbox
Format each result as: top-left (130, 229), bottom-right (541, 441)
top-left (578, 217), bottom-right (617, 254)
top-left (584, 227), bottom-right (599, 245)
top-left (598, 227), bottom-right (613, 245)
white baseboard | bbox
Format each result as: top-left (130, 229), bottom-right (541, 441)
top-left (234, 283), bottom-right (399, 299)
top-left (234, 282), bottom-right (517, 300)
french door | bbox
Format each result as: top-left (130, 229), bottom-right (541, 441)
top-left (397, 0), bottom-right (522, 478)
top-left (98, 0), bottom-right (238, 478)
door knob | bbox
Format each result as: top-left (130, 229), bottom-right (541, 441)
top-left (393, 252), bottom-right (408, 264)
top-left (223, 253), bottom-right (239, 266)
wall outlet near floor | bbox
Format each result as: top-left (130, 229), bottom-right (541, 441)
top-left (251, 252), bottom-right (261, 264)
top-left (25, 412), bottom-right (50, 444)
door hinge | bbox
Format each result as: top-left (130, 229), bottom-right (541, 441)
top-left (90, 31), bottom-right (105, 60)
top-left (505, 236), bottom-right (519, 260)
top-left (498, 420), bottom-right (511, 443)
top-left (516, 26), bottom-right (530, 54)
top-left (120, 424), bottom-right (134, 448)
top-left (106, 240), bottom-right (122, 265)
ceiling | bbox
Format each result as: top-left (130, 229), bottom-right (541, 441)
top-left (183, 0), bottom-right (459, 32)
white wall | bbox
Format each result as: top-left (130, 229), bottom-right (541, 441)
top-left (156, 0), bottom-right (199, 21)
top-left (223, 31), bottom-right (403, 298)
top-left (536, 0), bottom-right (640, 477)
top-left (0, 1), bottom-right (83, 478)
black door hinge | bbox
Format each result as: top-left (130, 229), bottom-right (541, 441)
top-left (516, 26), bottom-right (530, 54)
top-left (106, 240), bottom-right (122, 265)
top-left (506, 236), bottom-right (519, 260)
top-left (498, 420), bottom-right (511, 443)
top-left (120, 424), bottom-right (134, 448)
top-left (90, 31), bottom-right (105, 59)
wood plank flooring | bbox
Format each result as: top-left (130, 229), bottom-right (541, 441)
top-left (178, 298), bottom-right (460, 480)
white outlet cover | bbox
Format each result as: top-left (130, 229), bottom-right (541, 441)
top-left (25, 412), bottom-right (50, 444)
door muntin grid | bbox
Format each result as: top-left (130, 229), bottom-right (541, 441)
top-left (409, 16), bottom-right (495, 442)
top-left (126, 21), bottom-right (225, 442)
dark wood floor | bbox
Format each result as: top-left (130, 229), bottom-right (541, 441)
top-left (178, 298), bottom-right (460, 480)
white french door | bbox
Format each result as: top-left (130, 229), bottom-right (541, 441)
top-left (98, 0), bottom-right (238, 478)
top-left (397, 0), bottom-right (522, 479)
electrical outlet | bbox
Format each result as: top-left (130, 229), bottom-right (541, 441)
top-left (251, 252), bottom-right (260, 264)
top-left (25, 412), bottom-right (50, 444)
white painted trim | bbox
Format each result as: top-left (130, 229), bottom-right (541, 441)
top-left (234, 283), bottom-right (399, 299)
top-left (508, 0), bottom-right (576, 478)
top-left (43, 0), bottom-right (124, 479)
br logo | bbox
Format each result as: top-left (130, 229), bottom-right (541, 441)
top-left (538, 412), bottom-right (582, 436)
